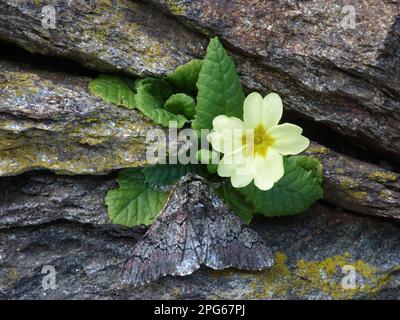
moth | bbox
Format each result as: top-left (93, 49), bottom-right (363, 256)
top-left (122, 174), bottom-right (274, 286)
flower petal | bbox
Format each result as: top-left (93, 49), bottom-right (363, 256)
top-left (207, 130), bottom-right (242, 154)
top-left (231, 173), bottom-right (253, 188)
top-left (261, 93), bottom-right (283, 129)
top-left (243, 92), bottom-right (263, 129)
top-left (212, 115), bottom-right (245, 131)
top-left (217, 147), bottom-right (246, 177)
top-left (269, 123), bottom-right (310, 155)
top-left (253, 151), bottom-right (284, 190)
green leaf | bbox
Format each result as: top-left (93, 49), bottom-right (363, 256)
top-left (135, 78), bottom-right (173, 105)
top-left (217, 182), bottom-right (254, 224)
top-left (142, 164), bottom-right (207, 186)
top-left (164, 93), bottom-right (196, 119)
top-left (166, 59), bottom-right (202, 93)
top-left (89, 75), bottom-right (187, 128)
top-left (134, 79), bottom-right (188, 128)
top-left (192, 37), bottom-right (245, 130)
top-left (290, 155), bottom-right (323, 185)
top-left (89, 74), bottom-right (136, 108)
top-left (237, 156), bottom-right (324, 217)
top-left (105, 168), bottom-right (169, 227)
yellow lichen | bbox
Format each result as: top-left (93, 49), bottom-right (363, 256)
top-left (0, 114), bottom-right (155, 176)
top-left (213, 252), bottom-right (392, 300)
top-left (339, 178), bottom-right (366, 200)
top-left (369, 171), bottom-right (398, 183)
top-left (166, 0), bottom-right (185, 15)
top-left (0, 71), bottom-right (40, 96)
top-left (142, 44), bottom-right (165, 66)
top-left (308, 145), bottom-right (329, 154)
top-left (294, 253), bottom-right (389, 299)
top-left (348, 191), bottom-right (367, 201)
top-left (379, 189), bottom-right (392, 200)
top-left (340, 177), bottom-right (358, 189)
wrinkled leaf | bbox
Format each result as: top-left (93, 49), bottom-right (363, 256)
top-left (105, 168), bottom-right (169, 227)
top-left (167, 59), bottom-right (202, 93)
top-left (237, 156), bottom-right (324, 217)
top-left (88, 74), bottom-right (136, 108)
top-left (135, 82), bottom-right (188, 128)
top-left (164, 93), bottom-right (196, 119)
top-left (192, 38), bottom-right (245, 130)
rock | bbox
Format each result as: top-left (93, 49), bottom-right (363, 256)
top-left (0, 173), bottom-right (115, 229)
top-left (0, 202), bottom-right (399, 299)
top-left (0, 57), bottom-right (162, 176)
top-left (0, 0), bottom-right (205, 76)
top-left (1, 144), bottom-right (399, 233)
top-left (1, 0), bottom-right (399, 159)
top-left (152, 0), bottom-right (400, 159)
top-left (307, 143), bottom-right (400, 220)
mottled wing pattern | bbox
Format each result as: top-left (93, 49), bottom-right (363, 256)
top-left (121, 208), bottom-right (192, 285)
top-left (202, 196), bottom-right (274, 270)
top-left (122, 175), bottom-right (274, 286)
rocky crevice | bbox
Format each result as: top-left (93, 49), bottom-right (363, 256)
top-left (0, 0), bottom-right (399, 299)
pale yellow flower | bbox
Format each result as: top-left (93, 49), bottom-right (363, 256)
top-left (207, 92), bottom-right (310, 190)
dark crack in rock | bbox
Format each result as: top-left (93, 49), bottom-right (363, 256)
top-left (123, 175), bottom-right (274, 286)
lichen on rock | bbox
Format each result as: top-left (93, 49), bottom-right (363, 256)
top-left (0, 58), bottom-right (161, 176)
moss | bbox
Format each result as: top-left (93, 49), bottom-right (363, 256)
top-left (2, 267), bottom-right (19, 288)
top-left (293, 253), bottom-right (392, 299)
top-left (335, 168), bottom-right (345, 174)
top-left (308, 145), bottom-right (329, 155)
top-left (379, 189), bottom-right (392, 200)
top-left (142, 44), bottom-right (165, 66)
top-left (0, 115), bottom-right (152, 176)
top-left (369, 171), bottom-right (398, 183)
top-left (340, 177), bottom-right (358, 189)
top-left (348, 191), bottom-right (367, 200)
top-left (0, 71), bottom-right (40, 96)
top-left (339, 178), bottom-right (367, 201)
top-left (166, 0), bottom-right (185, 15)
top-left (212, 252), bottom-right (392, 299)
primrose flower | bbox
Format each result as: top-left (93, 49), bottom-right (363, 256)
top-left (207, 92), bottom-right (310, 190)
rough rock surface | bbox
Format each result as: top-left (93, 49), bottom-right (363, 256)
top-left (0, 0), bottom-right (399, 300)
top-left (306, 143), bottom-right (400, 220)
top-left (1, 0), bottom-right (399, 158)
top-left (0, 0), bottom-right (205, 76)
top-left (1, 201), bottom-right (399, 300)
top-left (0, 57), bottom-right (161, 176)
top-left (0, 173), bottom-right (115, 229)
top-left (1, 141), bottom-right (399, 230)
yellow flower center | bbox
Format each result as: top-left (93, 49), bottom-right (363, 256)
top-left (242, 124), bottom-right (275, 157)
